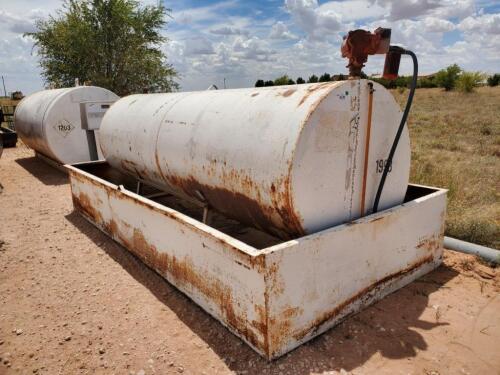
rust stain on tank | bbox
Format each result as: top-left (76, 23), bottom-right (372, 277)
top-left (73, 192), bottom-right (103, 224)
top-left (268, 306), bottom-right (302, 356)
top-left (282, 254), bottom-right (435, 354)
top-left (163, 171), bottom-right (304, 239)
top-left (417, 235), bottom-right (441, 252)
top-left (120, 159), bottom-right (149, 180)
top-left (278, 88), bottom-right (296, 98)
top-left (103, 223), bottom-right (266, 350)
top-left (297, 82), bottom-right (334, 107)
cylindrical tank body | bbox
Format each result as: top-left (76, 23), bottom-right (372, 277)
top-left (100, 80), bottom-right (410, 238)
top-left (15, 86), bottom-right (119, 164)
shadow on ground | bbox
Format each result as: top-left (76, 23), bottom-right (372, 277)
top-left (65, 210), bottom-right (458, 373)
top-left (15, 156), bottom-right (67, 186)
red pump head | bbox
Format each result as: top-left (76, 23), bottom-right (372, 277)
top-left (341, 27), bottom-right (402, 80)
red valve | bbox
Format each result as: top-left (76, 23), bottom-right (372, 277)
top-left (341, 28), bottom-right (391, 78)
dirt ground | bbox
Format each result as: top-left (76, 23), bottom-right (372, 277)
top-left (1, 146), bottom-right (499, 375)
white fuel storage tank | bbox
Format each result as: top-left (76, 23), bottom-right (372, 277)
top-left (15, 86), bottom-right (119, 164)
top-left (99, 80), bottom-right (411, 238)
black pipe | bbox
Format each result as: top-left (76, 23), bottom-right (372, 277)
top-left (372, 47), bottom-right (418, 213)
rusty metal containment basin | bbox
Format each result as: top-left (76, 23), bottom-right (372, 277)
top-left (15, 86), bottom-right (118, 164)
top-left (67, 161), bottom-right (446, 360)
top-left (99, 80), bottom-right (410, 238)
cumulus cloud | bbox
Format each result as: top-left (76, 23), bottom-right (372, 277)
top-left (458, 13), bottom-right (500, 34)
top-left (269, 21), bottom-right (297, 40)
top-left (210, 26), bottom-right (249, 36)
top-left (370, 0), bottom-right (475, 20)
top-left (173, 1), bottom-right (238, 24)
top-left (184, 37), bottom-right (216, 56)
top-left (284, 0), bottom-right (344, 41)
top-left (422, 16), bottom-right (455, 33)
top-left (0, 9), bottom-right (42, 34)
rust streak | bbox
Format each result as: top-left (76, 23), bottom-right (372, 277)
top-left (106, 224), bottom-right (266, 350)
top-left (284, 254), bottom-right (436, 353)
top-left (72, 192), bottom-right (103, 224)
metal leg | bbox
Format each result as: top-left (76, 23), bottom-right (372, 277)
top-left (203, 205), bottom-right (210, 225)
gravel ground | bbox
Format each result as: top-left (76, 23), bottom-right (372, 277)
top-left (0, 146), bottom-right (499, 375)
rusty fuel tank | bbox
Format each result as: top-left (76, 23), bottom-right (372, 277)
top-left (99, 80), bottom-right (411, 238)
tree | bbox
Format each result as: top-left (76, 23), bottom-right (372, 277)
top-left (296, 77), bottom-right (305, 84)
top-left (318, 73), bottom-right (331, 82)
top-left (456, 71), bottom-right (486, 93)
top-left (487, 74), bottom-right (500, 87)
top-left (27, 0), bottom-right (178, 95)
top-left (255, 79), bottom-right (264, 87)
top-left (274, 75), bottom-right (293, 86)
top-left (435, 64), bottom-right (461, 91)
top-left (307, 74), bottom-right (318, 83)
top-left (264, 80), bottom-right (274, 86)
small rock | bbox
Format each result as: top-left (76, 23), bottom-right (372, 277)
top-left (98, 348), bottom-right (105, 354)
top-left (15, 329), bottom-right (23, 336)
top-left (177, 367), bottom-right (184, 373)
top-left (64, 336), bottom-right (71, 341)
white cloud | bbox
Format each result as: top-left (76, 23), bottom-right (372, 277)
top-left (184, 37), bottom-right (216, 56)
top-left (269, 21), bottom-right (297, 40)
top-left (422, 17), bottom-right (455, 33)
top-left (370, 0), bottom-right (475, 20)
top-left (173, 1), bottom-right (237, 25)
top-left (284, 0), bottom-right (344, 41)
top-left (458, 13), bottom-right (500, 34)
top-left (318, 0), bottom-right (386, 21)
top-left (210, 26), bottom-right (249, 36)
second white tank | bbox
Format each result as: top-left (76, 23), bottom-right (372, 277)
top-left (15, 86), bottom-right (119, 164)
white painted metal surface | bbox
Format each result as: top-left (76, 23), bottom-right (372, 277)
top-left (67, 161), bottom-right (446, 360)
top-left (15, 86), bottom-right (118, 164)
top-left (99, 80), bottom-right (411, 238)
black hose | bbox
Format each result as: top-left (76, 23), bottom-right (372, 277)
top-left (372, 48), bottom-right (418, 213)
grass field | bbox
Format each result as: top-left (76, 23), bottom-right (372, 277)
top-left (392, 86), bottom-right (500, 249)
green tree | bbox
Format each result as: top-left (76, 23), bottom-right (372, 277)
top-left (264, 80), bottom-right (274, 86)
top-left (27, 0), bottom-right (177, 95)
top-left (296, 77), bottom-right (305, 84)
top-left (318, 73), bottom-right (331, 82)
top-left (307, 74), bottom-right (318, 83)
top-left (255, 79), bottom-right (264, 87)
top-left (487, 74), bottom-right (500, 87)
top-left (274, 75), bottom-right (292, 86)
top-left (435, 64), bottom-right (462, 91)
top-left (456, 71), bottom-right (486, 93)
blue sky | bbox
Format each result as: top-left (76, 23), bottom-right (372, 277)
top-left (1, 0), bottom-right (499, 94)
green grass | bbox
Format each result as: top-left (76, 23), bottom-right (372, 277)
top-left (392, 86), bottom-right (500, 249)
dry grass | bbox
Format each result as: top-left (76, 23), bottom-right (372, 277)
top-left (392, 86), bottom-right (500, 248)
